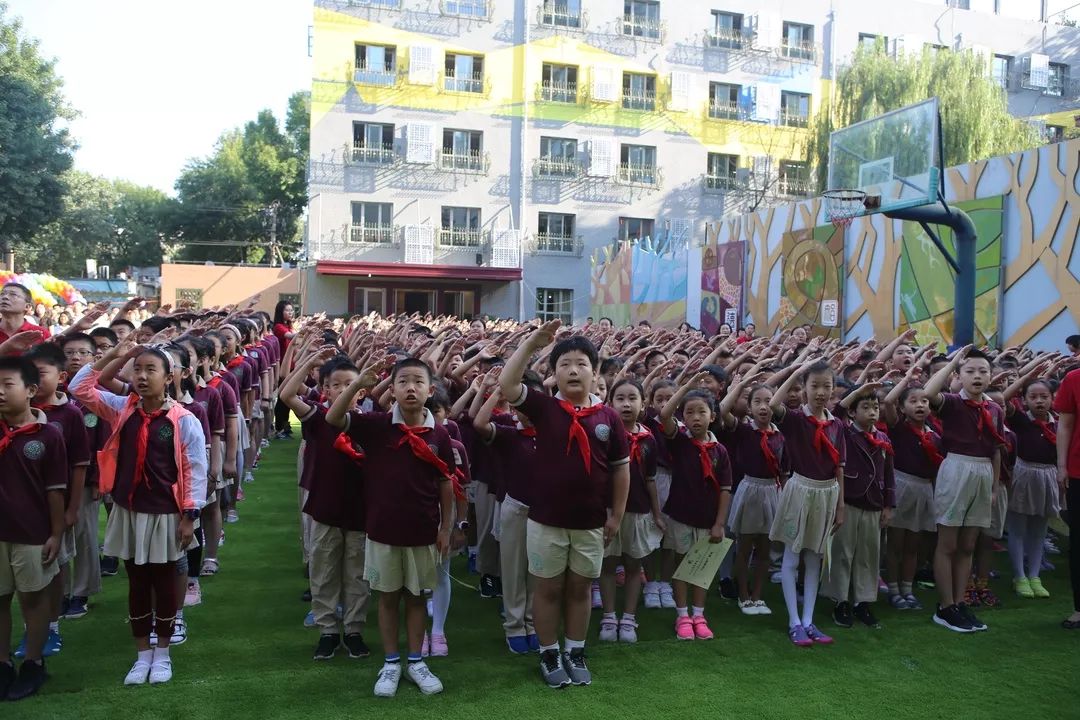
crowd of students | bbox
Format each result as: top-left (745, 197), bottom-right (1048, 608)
top-left (1, 278), bottom-right (1078, 703)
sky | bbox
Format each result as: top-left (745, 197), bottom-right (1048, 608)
top-left (8, 0), bottom-right (313, 194)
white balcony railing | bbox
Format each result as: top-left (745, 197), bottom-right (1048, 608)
top-left (353, 63), bottom-right (398, 86)
top-left (531, 233), bottom-right (584, 256)
top-left (438, 150), bottom-right (490, 174)
top-left (443, 71), bottom-right (487, 94)
top-left (620, 15), bottom-right (665, 42)
top-left (704, 26), bottom-right (753, 50)
top-left (779, 110), bottom-right (810, 128)
top-left (616, 163), bottom-right (662, 188)
top-left (538, 80), bottom-right (579, 103)
top-left (533, 156), bottom-right (582, 178)
top-left (536, 3), bottom-right (587, 29)
top-left (780, 40), bottom-right (819, 63)
top-left (349, 224), bottom-right (398, 244)
top-left (439, 0), bottom-right (491, 20)
top-left (621, 89), bottom-right (657, 111)
top-left (778, 177), bottom-right (814, 197)
top-left (708, 100), bottom-right (748, 121)
top-left (350, 143), bottom-right (397, 165)
top-left (438, 228), bottom-right (485, 248)
top-left (704, 174), bottom-right (739, 192)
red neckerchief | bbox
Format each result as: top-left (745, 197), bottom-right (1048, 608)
top-left (333, 432), bottom-right (365, 466)
top-left (207, 376), bottom-right (223, 390)
top-left (755, 425), bottom-right (782, 480)
top-left (0, 420), bottom-right (40, 456)
top-left (451, 468), bottom-right (467, 501)
top-left (628, 425), bottom-right (653, 465)
top-left (862, 429), bottom-right (894, 456)
top-left (1030, 414), bottom-right (1057, 446)
top-left (226, 356), bottom-right (246, 370)
top-left (394, 424), bottom-right (453, 480)
top-left (690, 436), bottom-right (721, 494)
top-left (964, 398), bottom-right (1006, 445)
top-left (556, 400), bottom-right (606, 476)
top-left (908, 421), bottom-right (944, 470)
top-left (518, 426), bottom-right (537, 438)
top-left (131, 407), bottom-right (167, 506)
top-left (806, 414), bottom-right (840, 465)
top-left (875, 421), bottom-right (889, 433)
top-left (928, 415), bottom-right (943, 435)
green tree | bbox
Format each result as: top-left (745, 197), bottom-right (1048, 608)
top-left (172, 94), bottom-right (309, 264)
top-left (0, 2), bottom-right (76, 263)
top-left (808, 45), bottom-right (1041, 189)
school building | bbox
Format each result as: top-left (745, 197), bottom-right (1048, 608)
top-left (302, 0), bottom-right (1080, 324)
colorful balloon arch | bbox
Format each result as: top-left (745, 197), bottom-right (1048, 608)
top-left (0, 271), bottom-right (86, 307)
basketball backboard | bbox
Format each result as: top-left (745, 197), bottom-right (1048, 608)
top-left (827, 97), bottom-right (941, 216)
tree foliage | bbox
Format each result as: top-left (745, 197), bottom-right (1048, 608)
top-left (172, 91), bottom-right (309, 264)
top-left (0, 2), bottom-right (76, 251)
top-left (18, 171), bottom-right (178, 276)
top-left (808, 45), bottom-right (1042, 189)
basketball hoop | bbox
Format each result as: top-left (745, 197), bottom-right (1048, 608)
top-left (823, 189), bottom-right (867, 231)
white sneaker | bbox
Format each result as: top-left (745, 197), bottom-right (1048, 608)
top-left (618, 618), bottom-right (638, 643)
top-left (770, 570), bottom-right (783, 584)
top-left (643, 582), bottom-right (661, 609)
top-left (406, 660), bottom-right (444, 695)
top-left (598, 617), bottom-right (618, 642)
top-left (149, 655), bottom-right (173, 684)
top-left (753, 600), bottom-right (772, 615)
top-left (659, 584), bottom-right (676, 609)
top-left (170, 618), bottom-right (188, 645)
top-left (226, 509), bottom-right (239, 523)
top-left (374, 662), bottom-right (402, 698)
top-left (591, 585), bottom-right (602, 609)
top-left (244, 472), bottom-right (255, 484)
top-left (123, 659), bottom-right (151, 685)
top-left (739, 599), bottom-right (758, 615)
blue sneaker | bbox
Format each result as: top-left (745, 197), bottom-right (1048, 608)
top-left (64, 597), bottom-right (89, 619)
top-left (13, 634), bottom-right (26, 659)
top-left (526, 634), bottom-right (540, 652)
top-left (506, 635), bottom-right (530, 654)
top-left (44, 630), bottom-right (63, 656)
top-left (304, 611), bottom-right (316, 628)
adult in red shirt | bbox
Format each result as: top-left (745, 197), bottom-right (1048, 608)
top-left (272, 301), bottom-right (297, 439)
top-left (1052, 367), bottom-right (1080, 629)
top-left (0, 283), bottom-right (50, 348)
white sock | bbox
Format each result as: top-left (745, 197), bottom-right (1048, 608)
top-left (691, 606), bottom-right (705, 617)
top-left (564, 638), bottom-right (585, 651)
top-left (176, 610), bottom-right (184, 620)
top-left (602, 611), bottom-right (616, 621)
top-left (540, 642), bottom-right (559, 653)
top-left (48, 621), bottom-right (59, 633)
top-left (137, 649), bottom-right (153, 664)
top-left (154, 646), bottom-right (170, 660)
top-left (675, 606), bottom-right (689, 617)
top-left (431, 557), bottom-right (451, 636)
top-left (622, 612), bottom-right (635, 623)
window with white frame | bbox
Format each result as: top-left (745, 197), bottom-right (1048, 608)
top-left (441, 129), bottom-right (484, 171)
top-left (857, 33), bottom-right (886, 52)
top-left (619, 216), bottom-right (655, 243)
top-left (706, 153), bottom-right (738, 191)
top-left (709, 82), bottom-right (743, 119)
top-left (622, 72), bottom-right (657, 110)
top-left (352, 122), bottom-right (395, 164)
top-left (619, 144), bottom-right (657, 185)
top-left (440, 206), bottom-right (483, 247)
top-left (540, 0), bottom-right (582, 28)
top-left (350, 202), bottom-right (395, 243)
top-left (1049, 62), bottom-right (1068, 97)
top-left (623, 0), bottom-right (661, 39)
top-left (535, 287), bottom-right (574, 324)
top-left (443, 0), bottom-right (487, 18)
top-left (992, 55), bottom-right (1011, 90)
top-left (444, 53), bottom-right (484, 93)
top-left (354, 44), bottom-right (397, 85)
top-left (537, 212), bottom-right (576, 252)
top-left (537, 136), bottom-right (579, 176)
top-left (541, 63), bottom-right (579, 102)
top-left (782, 22), bottom-right (814, 60)
top-left (780, 92), bottom-right (811, 127)
top-left (709, 11), bottom-right (745, 48)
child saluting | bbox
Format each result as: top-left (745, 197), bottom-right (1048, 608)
top-left (499, 320), bottom-right (630, 689)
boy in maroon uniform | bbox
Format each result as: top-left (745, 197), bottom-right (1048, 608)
top-left (25, 343), bottom-right (90, 655)
top-left (924, 347), bottom-right (1004, 633)
top-left (327, 357), bottom-right (463, 699)
top-left (0, 356), bottom-right (68, 701)
top-left (499, 321), bottom-right (630, 689)
top-left (828, 384), bottom-right (895, 630)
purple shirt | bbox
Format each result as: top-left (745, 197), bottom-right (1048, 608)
top-left (489, 423), bottom-right (536, 506)
top-left (842, 425), bottom-right (896, 510)
top-left (725, 420), bottom-right (787, 481)
top-left (1005, 412), bottom-right (1057, 465)
top-left (300, 406), bottom-right (365, 531)
top-left (0, 418), bottom-right (67, 544)
top-left (778, 407), bottom-right (846, 481)
top-left (934, 393), bottom-right (1005, 459)
top-left (888, 419), bottom-right (943, 479)
top-left (624, 425), bottom-right (658, 514)
top-left (663, 427), bottom-right (732, 529)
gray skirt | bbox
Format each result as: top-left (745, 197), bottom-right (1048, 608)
top-left (891, 470), bottom-right (936, 533)
top-left (728, 476), bottom-right (780, 536)
top-left (1008, 459), bottom-right (1060, 518)
top-left (769, 473), bottom-right (839, 555)
top-left (104, 506), bottom-right (186, 564)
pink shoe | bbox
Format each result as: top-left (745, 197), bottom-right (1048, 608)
top-left (675, 615), bottom-right (694, 640)
top-left (691, 615), bottom-right (714, 640)
top-left (184, 582), bottom-right (201, 607)
top-left (428, 634), bottom-right (449, 656)
top-left (805, 624), bottom-right (834, 645)
top-left (237, 487), bottom-right (245, 502)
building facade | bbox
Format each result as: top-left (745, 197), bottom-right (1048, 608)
top-left (304, 0), bottom-right (1080, 322)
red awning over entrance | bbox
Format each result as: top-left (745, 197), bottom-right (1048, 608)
top-left (316, 260), bottom-right (521, 282)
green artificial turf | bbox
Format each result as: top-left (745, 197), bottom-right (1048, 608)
top-left (7, 435), bottom-right (1079, 720)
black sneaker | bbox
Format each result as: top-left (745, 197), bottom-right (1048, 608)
top-left (853, 602), bottom-right (881, 629)
top-left (301, 589), bottom-right (312, 602)
top-left (563, 648), bottom-right (591, 686)
top-left (100, 556), bottom-right (119, 577)
top-left (479, 574), bottom-right (500, 599)
top-left (494, 575), bottom-right (504, 597)
top-left (344, 634), bottom-right (370, 658)
top-left (932, 604), bottom-right (975, 633)
top-left (957, 603), bottom-right (987, 632)
top-left (313, 634), bottom-right (340, 660)
top-left (6, 659), bottom-right (47, 701)
top-left (59, 596), bottom-right (71, 619)
top-left (0, 661), bottom-right (15, 699)
top-left (832, 601), bottom-right (853, 628)
top-left (539, 649), bottom-right (570, 689)
top-left (718, 577), bottom-right (738, 600)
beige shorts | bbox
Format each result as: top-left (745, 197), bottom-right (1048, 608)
top-left (667, 518), bottom-right (710, 555)
top-left (935, 454), bottom-right (994, 528)
top-left (526, 520), bottom-right (604, 579)
top-left (604, 512), bottom-right (662, 560)
top-left (57, 526), bottom-right (77, 566)
top-left (0, 541), bottom-right (59, 595)
top-left (364, 539), bottom-right (438, 596)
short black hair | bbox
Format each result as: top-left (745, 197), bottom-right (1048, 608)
top-left (962, 349), bottom-right (991, 365)
top-left (0, 355), bottom-right (40, 387)
top-left (549, 336), bottom-right (599, 370)
top-left (89, 327), bottom-right (119, 345)
top-left (426, 388), bottom-right (452, 413)
top-left (59, 332), bottom-right (94, 350)
top-left (2, 282), bottom-right (32, 305)
top-left (318, 355), bottom-right (356, 385)
top-left (682, 388), bottom-right (716, 412)
top-left (141, 316), bottom-right (173, 334)
top-left (599, 357), bottom-right (624, 375)
top-left (600, 316), bottom-right (614, 325)
top-left (644, 350), bottom-right (667, 366)
top-left (1067, 334), bottom-right (1080, 349)
top-left (26, 342), bottom-right (67, 371)
top-left (700, 364), bottom-right (729, 384)
top-left (109, 318), bottom-right (136, 332)
top-left (609, 377), bottom-right (645, 403)
top-left (851, 392), bottom-right (880, 410)
top-left (391, 357), bottom-right (433, 382)
top-left (801, 360), bottom-right (834, 384)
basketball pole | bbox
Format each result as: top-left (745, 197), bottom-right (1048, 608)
top-left (882, 203), bottom-right (977, 350)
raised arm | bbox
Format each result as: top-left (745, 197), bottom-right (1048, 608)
top-left (923, 345), bottom-right (971, 408)
top-left (325, 358), bottom-right (386, 429)
top-left (1002, 360), bottom-right (1050, 408)
top-left (660, 371), bottom-right (709, 436)
top-left (770, 361), bottom-right (808, 419)
top-left (875, 328), bottom-right (917, 363)
top-left (281, 346), bottom-right (336, 417)
top-left (500, 320), bottom-right (559, 403)
top-left (472, 387), bottom-right (504, 443)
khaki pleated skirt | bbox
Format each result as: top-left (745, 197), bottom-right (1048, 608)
top-left (769, 473), bottom-right (839, 555)
top-left (728, 476), bottom-right (780, 536)
top-left (104, 506), bottom-right (185, 564)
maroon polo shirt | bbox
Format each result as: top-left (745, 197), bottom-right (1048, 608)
top-left (933, 393), bottom-right (1005, 459)
top-left (194, 383), bottom-right (226, 436)
top-left (114, 412), bottom-right (180, 514)
top-left (216, 370), bottom-right (242, 410)
top-left (624, 425), bottom-right (657, 514)
top-left (74, 398), bottom-right (111, 487)
top-left (1001, 426), bottom-right (1017, 486)
top-left (210, 377), bottom-right (238, 419)
top-left (888, 419), bottom-right (943, 479)
top-left (300, 406), bottom-right (365, 531)
top-left (38, 396), bottom-right (91, 504)
top-left (663, 428), bottom-right (732, 529)
top-left (182, 398), bottom-right (212, 447)
top-left (345, 408), bottom-right (454, 547)
top-left (727, 420), bottom-right (787, 481)
top-left (778, 407), bottom-right (846, 481)
top-left (489, 423), bottom-right (537, 506)
top-left (511, 387), bottom-right (630, 531)
top-left (0, 418), bottom-right (67, 544)
top-left (1005, 411), bottom-right (1057, 465)
top-left (842, 425), bottom-right (896, 511)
